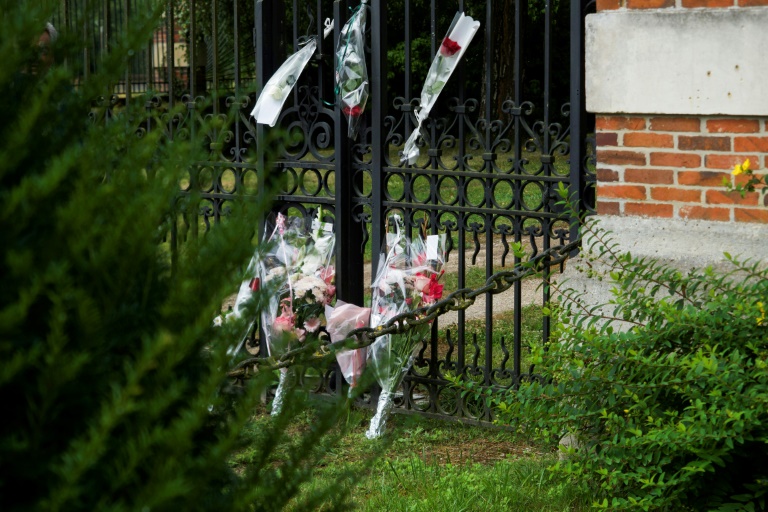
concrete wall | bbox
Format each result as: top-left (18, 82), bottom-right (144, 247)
top-left (586, 9), bottom-right (768, 116)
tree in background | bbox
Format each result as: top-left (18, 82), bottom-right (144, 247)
top-left (0, 1), bottom-right (359, 510)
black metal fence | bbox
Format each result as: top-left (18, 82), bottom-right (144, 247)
top-left (63, 0), bottom-right (596, 422)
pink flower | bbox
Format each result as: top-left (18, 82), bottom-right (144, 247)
top-left (440, 37), bottom-right (461, 57)
top-left (324, 285), bottom-right (336, 304)
top-left (413, 274), bottom-right (431, 294)
top-left (273, 315), bottom-right (294, 334)
top-left (273, 303), bottom-right (295, 333)
top-left (295, 328), bottom-right (307, 343)
top-left (304, 316), bottom-right (321, 333)
top-left (320, 265), bottom-right (335, 285)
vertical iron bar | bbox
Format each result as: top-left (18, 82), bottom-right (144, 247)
top-left (189, 0), bottom-right (195, 98)
top-left (483, 0), bottom-right (493, 397)
top-left (404, 0), bottom-right (410, 102)
top-left (542, 0), bottom-right (552, 346)
top-left (293, 0), bottom-right (298, 50)
top-left (234, 0), bottom-right (240, 96)
top-left (570, 0), bottom-right (586, 246)
top-left (255, 0), bottom-right (268, 360)
top-left (166, 0), bottom-right (174, 109)
top-left (212, 0), bottom-right (218, 115)
top-left (146, 0), bottom-right (153, 92)
top-left (123, 0), bottom-right (130, 103)
top-left (513, 0), bottom-right (523, 383)
top-left (334, 0), bottom-right (363, 307)
top-left (316, 0), bottom-right (323, 100)
top-left (233, 0), bottom-right (242, 167)
top-left (103, 0), bottom-right (110, 54)
top-left (370, 0), bottom-right (387, 279)
top-left (428, 0), bottom-right (436, 166)
top-left (404, 0), bottom-right (411, 146)
top-left (83, 0), bottom-right (90, 80)
top-left (456, 0), bottom-right (467, 397)
top-left (102, 0), bottom-right (109, 100)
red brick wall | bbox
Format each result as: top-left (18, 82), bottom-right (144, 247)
top-left (596, 116), bottom-right (768, 223)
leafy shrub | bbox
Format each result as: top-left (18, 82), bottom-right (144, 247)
top-left (470, 218), bottom-right (768, 511)
top-left (0, 2), bottom-right (358, 511)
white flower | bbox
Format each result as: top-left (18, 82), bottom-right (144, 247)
top-left (264, 266), bottom-right (286, 283)
top-left (294, 275), bottom-right (327, 300)
top-left (266, 84), bottom-right (286, 100)
top-left (304, 317), bottom-right (321, 333)
top-left (300, 253), bottom-right (323, 276)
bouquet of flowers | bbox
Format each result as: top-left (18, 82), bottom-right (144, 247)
top-left (325, 301), bottom-right (371, 395)
top-left (251, 37), bottom-right (318, 127)
top-left (401, 12), bottom-right (480, 165)
top-left (335, 1), bottom-right (369, 139)
top-left (228, 211), bottom-right (336, 415)
top-left (365, 215), bottom-right (446, 439)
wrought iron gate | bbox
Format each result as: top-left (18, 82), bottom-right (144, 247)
top-left (55, 0), bottom-right (596, 422)
top-left (248, 0), bottom-right (595, 422)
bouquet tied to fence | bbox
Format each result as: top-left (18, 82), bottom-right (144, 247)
top-left (335, 1), bottom-right (369, 139)
top-left (366, 216), bottom-right (446, 439)
top-left (228, 212), bottom-right (336, 415)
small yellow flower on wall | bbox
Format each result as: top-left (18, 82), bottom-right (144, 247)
top-left (724, 158), bottom-right (765, 198)
top-left (732, 159), bottom-right (751, 176)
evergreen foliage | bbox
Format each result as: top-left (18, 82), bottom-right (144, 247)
top-left (0, 2), bottom-right (358, 510)
top-left (463, 208), bottom-right (768, 510)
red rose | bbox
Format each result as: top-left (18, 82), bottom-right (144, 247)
top-left (422, 274), bottom-right (444, 303)
top-left (249, 278), bottom-right (260, 292)
top-left (440, 37), bottom-right (461, 57)
top-left (343, 105), bottom-right (363, 117)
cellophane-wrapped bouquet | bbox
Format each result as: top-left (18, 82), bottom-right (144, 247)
top-left (366, 215), bottom-right (446, 439)
top-left (324, 301), bottom-right (371, 396)
top-left (335, 1), bottom-right (368, 139)
top-left (401, 12), bottom-right (480, 164)
top-left (229, 212), bottom-right (336, 415)
top-left (250, 37), bottom-right (317, 127)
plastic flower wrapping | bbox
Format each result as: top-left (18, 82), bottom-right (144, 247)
top-left (324, 301), bottom-right (371, 394)
top-left (250, 37), bottom-right (318, 127)
top-left (228, 211), bottom-right (336, 415)
top-left (365, 215), bottom-right (446, 439)
top-left (401, 12), bottom-right (480, 165)
top-left (335, 1), bottom-right (369, 139)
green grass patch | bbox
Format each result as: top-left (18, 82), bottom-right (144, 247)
top-left (231, 407), bottom-right (589, 511)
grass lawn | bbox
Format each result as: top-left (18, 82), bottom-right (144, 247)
top-left (231, 405), bottom-right (591, 511)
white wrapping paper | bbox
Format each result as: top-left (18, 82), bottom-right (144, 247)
top-left (402, 12), bottom-right (480, 165)
top-left (251, 38), bottom-right (318, 127)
